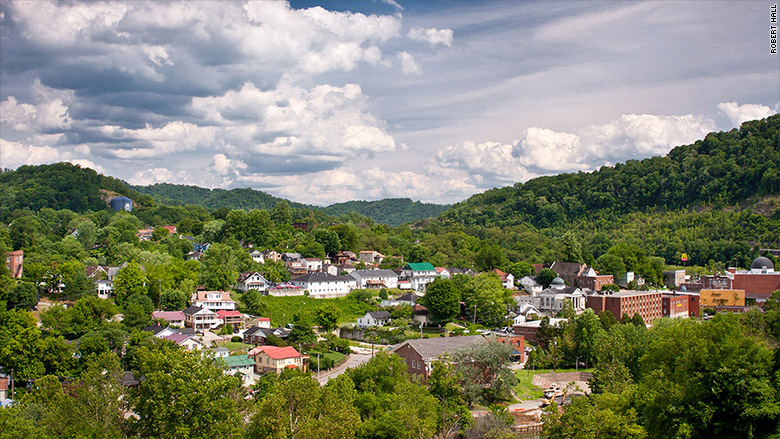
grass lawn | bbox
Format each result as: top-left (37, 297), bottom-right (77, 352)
top-left (217, 341), bottom-right (254, 353)
top-left (513, 368), bottom-right (594, 401)
top-left (323, 351), bottom-right (345, 364)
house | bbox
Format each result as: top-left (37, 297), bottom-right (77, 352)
top-left (494, 334), bottom-right (525, 361)
top-left (216, 310), bottom-right (244, 329)
top-left (249, 345), bottom-right (308, 374)
top-left (663, 270), bottom-right (687, 288)
top-left (0, 375), bottom-right (7, 401)
top-left (249, 250), bottom-right (264, 264)
top-left (163, 333), bottom-right (204, 351)
top-left (412, 304), bottom-right (430, 326)
top-left (359, 251), bottom-right (385, 265)
top-left (186, 251), bottom-right (203, 261)
top-left (436, 267), bottom-right (451, 279)
top-left (243, 326), bottom-right (290, 345)
top-left (350, 269), bottom-right (399, 289)
top-left (617, 272), bottom-right (645, 288)
top-left (392, 335), bottom-right (485, 382)
top-left (191, 290), bottom-right (236, 312)
top-left (493, 269), bottom-right (515, 289)
top-left (334, 251), bottom-right (357, 265)
top-left (576, 266), bottom-right (614, 292)
top-left (256, 317), bottom-right (271, 328)
top-left (449, 268), bottom-right (477, 277)
top-left (262, 250), bottom-right (281, 263)
top-left (586, 290), bottom-right (662, 324)
top-left (221, 355), bottom-right (256, 384)
top-left (401, 263), bottom-right (438, 291)
top-left (512, 303), bottom-right (541, 324)
top-left (5, 250), bottom-right (24, 279)
top-left (137, 226), bottom-right (177, 241)
top-left (380, 292), bottom-right (417, 307)
top-left (266, 284), bottom-right (306, 297)
top-left (96, 280), bottom-right (113, 299)
top-left (182, 306), bottom-right (221, 332)
top-left (281, 252), bottom-right (303, 262)
top-left (284, 260), bottom-right (307, 277)
top-left (512, 318), bottom-right (568, 343)
top-left (151, 311), bottom-right (186, 327)
top-left (235, 272), bottom-right (269, 293)
top-left (211, 347), bottom-right (230, 358)
top-left (302, 258), bottom-right (323, 273)
top-left (356, 311), bottom-right (392, 328)
top-left (290, 272), bottom-right (357, 299)
top-left (549, 262), bottom-right (588, 287)
top-left (142, 324), bottom-right (180, 339)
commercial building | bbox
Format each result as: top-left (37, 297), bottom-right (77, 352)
top-left (661, 294), bottom-right (689, 319)
top-left (586, 290), bottom-right (662, 324)
top-left (700, 289), bottom-right (746, 307)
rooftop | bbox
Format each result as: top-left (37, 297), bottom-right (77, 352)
top-left (394, 335), bottom-right (484, 360)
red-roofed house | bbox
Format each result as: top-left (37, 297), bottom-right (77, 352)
top-left (257, 317), bottom-right (271, 328)
top-left (216, 310), bottom-right (244, 329)
top-left (248, 345), bottom-right (308, 374)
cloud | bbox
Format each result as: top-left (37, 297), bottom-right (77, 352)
top-left (407, 26), bottom-right (454, 47)
top-left (717, 102), bottom-right (775, 126)
top-left (379, 0), bottom-right (404, 12)
top-left (398, 51), bottom-right (421, 75)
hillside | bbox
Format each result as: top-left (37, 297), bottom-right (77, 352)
top-left (130, 183), bottom-right (311, 211)
top-left (439, 115), bottom-right (780, 229)
top-left (0, 162), bottom-right (152, 221)
top-left (323, 198), bottom-right (449, 227)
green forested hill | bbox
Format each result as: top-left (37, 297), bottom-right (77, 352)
top-left (323, 198), bottom-right (449, 227)
top-left (439, 115), bottom-right (780, 229)
top-left (0, 162), bottom-right (151, 221)
top-left (130, 183), bottom-right (311, 211)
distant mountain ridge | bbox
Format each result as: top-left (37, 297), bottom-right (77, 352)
top-left (323, 198), bottom-right (450, 226)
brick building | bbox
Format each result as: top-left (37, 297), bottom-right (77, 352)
top-left (576, 266), bottom-right (614, 291)
top-left (699, 257), bottom-right (780, 302)
top-left (661, 294), bottom-right (689, 319)
top-left (391, 335), bottom-right (485, 382)
top-left (5, 250), bottom-right (23, 278)
top-left (586, 291), bottom-right (663, 324)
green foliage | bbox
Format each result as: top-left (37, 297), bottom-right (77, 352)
top-left (199, 242), bottom-right (238, 290)
top-left (323, 198), bottom-right (449, 227)
top-left (112, 261), bottom-right (148, 306)
top-left (542, 391), bottom-right (647, 439)
top-left (537, 268), bottom-right (558, 288)
top-left (452, 338), bottom-right (517, 405)
top-left (315, 304), bottom-right (340, 332)
top-left (461, 274), bottom-right (514, 327)
top-left (7, 282), bottom-right (37, 310)
top-left (421, 278), bottom-right (460, 324)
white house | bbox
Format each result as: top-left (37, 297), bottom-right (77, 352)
top-left (519, 276), bottom-right (543, 294)
top-left (435, 267), bottom-right (451, 279)
top-left (163, 333), bottom-right (204, 351)
top-left (249, 250), bottom-right (264, 264)
top-left (350, 269), bottom-right (399, 289)
top-left (96, 280), bottom-right (113, 299)
top-left (493, 269), bottom-right (515, 289)
top-left (151, 310), bottom-right (186, 327)
top-left (357, 311), bottom-right (392, 328)
top-left (358, 251), bottom-right (385, 265)
top-left (401, 263), bottom-right (438, 291)
top-left (291, 272), bottom-right (357, 299)
top-left (235, 271), bottom-right (269, 293)
top-left (303, 258), bottom-right (323, 273)
top-left (182, 306), bottom-right (221, 332)
top-left (380, 292), bottom-right (417, 307)
top-left (191, 290), bottom-right (236, 312)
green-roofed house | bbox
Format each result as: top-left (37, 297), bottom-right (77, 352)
top-left (220, 355), bottom-right (255, 385)
top-left (402, 262), bottom-right (438, 291)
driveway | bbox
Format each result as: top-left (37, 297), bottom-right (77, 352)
top-left (316, 349), bottom-right (372, 384)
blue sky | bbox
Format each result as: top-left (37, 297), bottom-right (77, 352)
top-left (1, 0), bottom-right (777, 205)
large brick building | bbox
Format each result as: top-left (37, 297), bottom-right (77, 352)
top-left (699, 257), bottom-right (780, 302)
top-left (586, 291), bottom-right (663, 324)
top-left (391, 335), bottom-right (486, 382)
top-left (662, 294), bottom-right (689, 319)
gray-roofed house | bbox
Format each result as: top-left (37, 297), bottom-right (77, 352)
top-left (350, 269), bottom-right (399, 289)
top-left (380, 293), bottom-right (417, 307)
top-left (391, 335), bottom-right (486, 381)
top-left (291, 272), bottom-right (357, 298)
top-left (356, 311), bottom-right (392, 328)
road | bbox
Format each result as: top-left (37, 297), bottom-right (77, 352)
top-left (316, 347), bottom-right (373, 384)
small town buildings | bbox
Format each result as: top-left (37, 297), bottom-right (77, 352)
top-left (401, 263), bottom-right (438, 291)
top-left (256, 317), bottom-right (271, 328)
top-left (235, 272), bottom-right (269, 293)
top-left (675, 291), bottom-right (701, 317)
top-left (512, 303), bottom-right (541, 324)
top-left (494, 334), bottom-right (525, 361)
top-left (436, 267), bottom-right (451, 279)
top-left (550, 262), bottom-right (588, 287)
top-left (96, 280), bottom-right (113, 299)
top-left (537, 278), bottom-right (586, 313)
top-left (221, 355), bottom-right (256, 384)
top-left (137, 226), bottom-right (177, 241)
top-left (661, 294), bottom-right (690, 319)
top-left (262, 250), bottom-right (282, 263)
top-left (5, 250), bottom-right (23, 278)
top-left (412, 304), bottom-right (430, 326)
top-left (586, 290), bottom-right (662, 324)
top-left (266, 284), bottom-right (306, 297)
top-left (302, 258), bottom-right (323, 273)
top-left (285, 260), bottom-right (307, 277)
top-left (151, 311), bottom-right (186, 327)
top-left (519, 276), bottom-right (543, 294)
top-left (356, 311), bottom-right (392, 328)
top-left (249, 346), bottom-right (308, 374)
top-left (492, 269), bottom-right (515, 289)
top-left (191, 290), bottom-right (236, 312)
top-left (290, 272), bottom-right (357, 299)
top-left (359, 251), bottom-right (385, 265)
top-left (663, 270), bottom-right (687, 288)
top-left (392, 335), bottom-right (485, 382)
top-left (350, 269), bottom-right (399, 289)
top-left (142, 324), bottom-right (180, 339)
top-left (216, 310), bottom-right (244, 329)
top-left (243, 326), bottom-right (290, 345)
top-left (576, 266), bottom-right (614, 292)
top-left (163, 333), bottom-right (204, 351)
top-left (281, 252), bottom-right (303, 262)
top-left (381, 292), bottom-right (417, 307)
top-left (512, 318), bottom-right (568, 343)
top-left (698, 258), bottom-right (780, 302)
top-left (211, 347), bottom-right (230, 358)
top-left (182, 306), bottom-right (221, 332)
top-left (249, 249), bottom-right (264, 264)
top-left (700, 289), bottom-right (746, 307)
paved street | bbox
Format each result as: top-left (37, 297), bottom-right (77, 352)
top-left (316, 348), bottom-right (373, 384)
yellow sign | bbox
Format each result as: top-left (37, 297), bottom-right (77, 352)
top-left (681, 253), bottom-right (688, 262)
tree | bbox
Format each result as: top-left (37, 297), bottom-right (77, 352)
top-left (160, 288), bottom-right (188, 311)
top-left (537, 268), bottom-right (558, 288)
top-left (598, 310), bottom-right (617, 331)
top-left (461, 274), bottom-right (514, 327)
top-left (112, 261), bottom-right (147, 306)
top-left (573, 309), bottom-right (605, 368)
top-left (542, 392), bottom-right (646, 439)
top-left (452, 338), bottom-right (517, 405)
top-left (315, 304), bottom-right (340, 332)
top-left (7, 282), bottom-right (37, 310)
top-left (242, 289), bottom-right (266, 316)
top-left (475, 242), bottom-right (507, 272)
top-left (129, 340), bottom-right (245, 438)
top-left (199, 243), bottom-right (238, 290)
top-left (288, 318), bottom-right (316, 346)
top-left (421, 278), bottom-right (460, 324)
top-left (631, 313), bottom-right (646, 327)
top-left (314, 229), bottom-right (341, 256)
top-left (561, 231), bottom-right (583, 263)
top-left (596, 253), bottom-right (627, 279)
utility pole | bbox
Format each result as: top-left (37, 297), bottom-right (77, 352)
top-left (157, 279), bottom-right (162, 311)
top-left (473, 304), bottom-right (477, 325)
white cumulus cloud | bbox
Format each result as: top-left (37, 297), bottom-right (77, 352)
top-left (408, 26), bottom-right (454, 47)
top-left (717, 102), bottom-right (775, 127)
top-left (398, 51), bottom-right (421, 75)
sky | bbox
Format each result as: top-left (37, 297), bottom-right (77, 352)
top-left (0, 0), bottom-right (778, 206)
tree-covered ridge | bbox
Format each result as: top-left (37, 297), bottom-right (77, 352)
top-left (323, 198), bottom-right (449, 227)
top-left (0, 163), bottom-right (151, 220)
top-left (440, 115), bottom-right (780, 229)
top-left (131, 183), bottom-right (312, 211)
